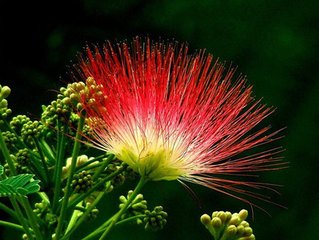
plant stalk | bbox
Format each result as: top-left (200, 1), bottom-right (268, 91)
top-left (55, 116), bottom-right (85, 239)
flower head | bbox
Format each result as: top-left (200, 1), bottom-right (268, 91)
top-left (76, 38), bottom-right (284, 204)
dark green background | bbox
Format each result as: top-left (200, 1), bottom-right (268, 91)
top-left (1, 0), bottom-right (318, 239)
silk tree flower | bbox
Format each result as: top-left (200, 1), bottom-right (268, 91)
top-left (76, 38), bottom-right (284, 204)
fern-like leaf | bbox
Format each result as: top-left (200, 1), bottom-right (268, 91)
top-left (0, 167), bottom-right (40, 197)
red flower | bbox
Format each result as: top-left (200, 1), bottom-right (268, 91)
top-left (78, 38), bottom-right (284, 205)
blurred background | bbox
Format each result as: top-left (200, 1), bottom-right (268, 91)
top-left (0, 0), bottom-right (318, 239)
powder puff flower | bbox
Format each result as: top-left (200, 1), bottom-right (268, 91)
top-left (76, 38), bottom-right (284, 204)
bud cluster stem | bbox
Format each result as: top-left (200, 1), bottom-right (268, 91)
top-left (55, 115), bottom-right (85, 239)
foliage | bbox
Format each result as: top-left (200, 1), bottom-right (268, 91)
top-left (0, 166), bottom-right (40, 197)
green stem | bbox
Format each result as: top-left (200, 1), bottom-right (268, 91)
top-left (0, 220), bottom-right (24, 231)
top-left (55, 116), bottom-right (85, 239)
top-left (99, 177), bottom-right (147, 239)
top-left (0, 130), bottom-right (36, 239)
top-left (0, 129), bottom-right (43, 239)
top-left (92, 154), bottom-right (115, 180)
top-left (33, 138), bottom-right (49, 185)
top-left (115, 214), bottom-right (145, 226)
top-left (3, 119), bottom-right (47, 182)
top-left (75, 154), bottom-right (106, 172)
top-left (76, 161), bottom-right (104, 172)
top-left (52, 123), bottom-right (67, 212)
top-left (61, 192), bottom-right (106, 240)
top-left (37, 192), bottom-right (50, 205)
top-left (9, 198), bottom-right (33, 239)
top-left (82, 219), bottom-right (112, 240)
top-left (28, 156), bottom-right (46, 185)
top-left (64, 202), bottom-right (83, 234)
top-left (39, 138), bottom-right (56, 165)
top-left (0, 201), bottom-right (18, 219)
top-left (83, 176), bottom-right (147, 240)
top-left (19, 197), bottom-right (43, 240)
top-left (0, 130), bottom-right (16, 175)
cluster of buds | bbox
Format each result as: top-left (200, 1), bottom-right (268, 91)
top-left (1, 130), bottom-right (18, 151)
top-left (21, 120), bottom-right (44, 144)
top-left (69, 113), bottom-right (93, 138)
top-left (14, 148), bottom-right (31, 174)
top-left (119, 190), bottom-right (148, 224)
top-left (0, 85), bottom-right (12, 119)
top-left (41, 99), bottom-right (72, 126)
top-left (3, 148), bottom-right (31, 175)
top-left (201, 209), bottom-right (255, 240)
top-left (83, 193), bottom-right (102, 220)
top-left (10, 115), bottom-right (31, 135)
top-left (33, 200), bottom-right (57, 227)
top-left (71, 170), bottom-right (93, 193)
top-left (105, 160), bottom-right (126, 188)
top-left (143, 206), bottom-right (168, 231)
top-left (42, 80), bottom-right (90, 125)
top-left (85, 204), bottom-right (99, 221)
top-left (40, 78), bottom-right (102, 137)
top-left (46, 77), bottom-right (106, 115)
top-left (72, 77), bottom-right (106, 112)
top-left (40, 80), bottom-right (90, 126)
top-left (119, 190), bottom-right (167, 231)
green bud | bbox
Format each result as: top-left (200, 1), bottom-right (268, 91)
top-left (5, 108), bottom-right (11, 115)
top-left (0, 85), bottom-right (11, 99)
top-left (134, 194), bottom-right (144, 201)
top-left (229, 215), bottom-right (240, 226)
top-left (86, 77), bottom-right (95, 86)
top-left (238, 209), bottom-right (248, 221)
top-left (243, 227), bottom-right (253, 236)
top-left (217, 211), bottom-right (226, 223)
top-left (225, 225), bottom-right (237, 237)
top-left (70, 93), bottom-right (78, 101)
top-left (200, 214), bottom-right (211, 225)
top-left (105, 181), bottom-right (114, 192)
top-left (211, 217), bottom-right (222, 228)
top-left (237, 225), bottom-right (245, 236)
top-left (119, 195), bottom-right (127, 203)
top-left (77, 103), bottom-right (83, 111)
top-left (62, 97), bottom-right (71, 105)
top-left (22, 233), bottom-right (29, 240)
top-left (0, 99), bottom-right (8, 108)
top-left (225, 211), bottom-right (232, 222)
top-left (238, 235), bottom-right (255, 240)
top-left (241, 221), bottom-right (249, 227)
top-left (132, 202), bottom-right (148, 210)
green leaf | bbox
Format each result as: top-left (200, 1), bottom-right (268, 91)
top-left (0, 165), bottom-right (3, 175)
top-left (0, 170), bottom-right (40, 197)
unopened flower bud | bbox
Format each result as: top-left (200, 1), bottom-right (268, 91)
top-left (229, 215), bottom-right (240, 225)
top-left (237, 225), bottom-right (245, 235)
top-left (243, 227), bottom-right (253, 236)
top-left (0, 85), bottom-right (11, 99)
top-left (200, 214), bottom-right (211, 225)
top-left (211, 217), bottom-right (222, 228)
top-left (225, 225), bottom-right (237, 237)
top-left (238, 209), bottom-right (248, 221)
